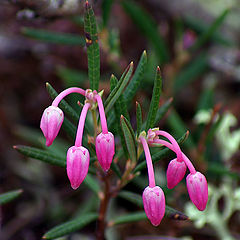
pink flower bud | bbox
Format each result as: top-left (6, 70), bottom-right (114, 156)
top-left (142, 186), bottom-right (165, 226)
top-left (95, 132), bottom-right (115, 171)
top-left (67, 146), bottom-right (90, 190)
top-left (186, 171), bottom-right (208, 211)
top-left (40, 106), bottom-right (64, 147)
top-left (166, 158), bottom-right (186, 189)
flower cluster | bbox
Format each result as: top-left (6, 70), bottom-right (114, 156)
top-left (40, 86), bottom-right (208, 227)
top-left (139, 128), bottom-right (208, 226)
top-left (40, 87), bottom-right (115, 189)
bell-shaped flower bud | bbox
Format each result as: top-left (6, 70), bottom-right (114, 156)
top-left (142, 186), bottom-right (165, 226)
top-left (166, 158), bottom-right (187, 189)
top-left (186, 171), bottom-right (208, 211)
top-left (67, 146), bottom-right (90, 190)
top-left (40, 106), bottom-right (64, 147)
top-left (95, 132), bottom-right (115, 171)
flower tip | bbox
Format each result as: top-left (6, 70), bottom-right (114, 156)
top-left (71, 184), bottom-right (79, 190)
top-left (40, 106), bottom-right (64, 147)
top-left (45, 139), bottom-right (52, 147)
top-left (143, 186), bottom-right (165, 226)
top-left (166, 158), bottom-right (186, 189)
top-left (186, 171), bottom-right (208, 211)
top-left (67, 146), bottom-right (90, 189)
top-left (95, 132), bottom-right (115, 172)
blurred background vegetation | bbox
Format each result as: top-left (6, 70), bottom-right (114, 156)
top-left (0, 0), bottom-right (240, 239)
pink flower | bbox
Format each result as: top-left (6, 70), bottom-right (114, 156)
top-left (95, 132), bottom-right (115, 171)
top-left (40, 106), bottom-right (64, 147)
top-left (186, 171), bottom-right (208, 211)
top-left (67, 146), bottom-right (90, 190)
top-left (142, 186), bottom-right (165, 226)
top-left (166, 158), bottom-right (186, 189)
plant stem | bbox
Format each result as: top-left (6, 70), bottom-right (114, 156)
top-left (51, 87), bottom-right (85, 106)
top-left (91, 109), bottom-right (98, 138)
top-left (96, 173), bottom-right (111, 240)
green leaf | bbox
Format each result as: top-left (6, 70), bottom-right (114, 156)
top-left (174, 53), bottom-right (208, 92)
top-left (154, 98), bottom-right (173, 125)
top-left (121, 1), bottom-right (169, 63)
top-left (43, 213), bottom-right (98, 239)
top-left (145, 66), bottom-right (162, 131)
top-left (102, 0), bottom-right (114, 27)
top-left (110, 75), bottom-right (130, 121)
top-left (104, 62), bottom-right (134, 114)
top-left (22, 27), bottom-right (85, 46)
top-left (14, 145), bottom-right (66, 167)
top-left (118, 191), bottom-right (143, 207)
top-left (110, 162), bottom-right (122, 179)
top-left (109, 212), bottom-right (147, 226)
top-left (62, 118), bottom-right (77, 141)
top-left (124, 50), bottom-right (147, 104)
top-left (120, 115), bottom-right (137, 163)
top-left (167, 110), bottom-right (195, 149)
top-left (0, 189), bottom-right (23, 205)
top-left (208, 163), bottom-right (240, 180)
top-left (84, 1), bottom-right (100, 91)
top-left (71, 16), bottom-right (84, 27)
top-left (136, 101), bottom-right (143, 137)
top-left (118, 191), bottom-right (189, 220)
top-left (134, 131), bottom-right (189, 173)
top-left (165, 205), bottom-right (189, 220)
top-left (56, 66), bottom-right (87, 86)
top-left (84, 175), bottom-right (100, 195)
top-left (184, 15), bottom-right (233, 46)
top-left (46, 83), bottom-right (79, 124)
top-left (110, 75), bottom-right (129, 159)
top-left (190, 9), bottom-right (231, 51)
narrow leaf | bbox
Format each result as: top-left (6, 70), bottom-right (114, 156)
top-left (118, 191), bottom-right (188, 220)
top-left (174, 53), bottom-right (208, 92)
top-left (136, 101), bottom-right (143, 137)
top-left (118, 191), bottom-right (143, 207)
top-left (102, 0), bottom-right (114, 27)
top-left (165, 206), bottom-right (189, 221)
top-left (134, 131), bottom-right (189, 173)
top-left (110, 212), bottom-right (147, 226)
top-left (184, 15), bottom-right (233, 46)
top-left (84, 175), bottom-right (100, 195)
top-left (111, 75), bottom-right (130, 121)
top-left (190, 9), bottom-right (230, 51)
top-left (104, 62), bottom-right (134, 114)
top-left (124, 50), bottom-right (147, 104)
top-left (14, 145), bottom-right (66, 167)
top-left (110, 75), bottom-right (129, 159)
top-left (0, 189), bottom-right (23, 205)
top-left (62, 118), bottom-right (77, 141)
top-left (84, 1), bottom-right (100, 91)
top-left (154, 98), bottom-right (173, 125)
top-left (22, 27), bottom-right (85, 46)
top-left (71, 16), bottom-right (84, 27)
top-left (43, 213), bottom-right (98, 239)
top-left (122, 1), bottom-right (169, 63)
top-left (110, 162), bottom-right (122, 179)
top-left (208, 163), bottom-right (240, 180)
top-left (145, 66), bottom-right (162, 131)
top-left (120, 115), bottom-right (137, 163)
top-left (167, 110), bottom-right (195, 149)
top-left (56, 66), bottom-right (87, 86)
